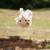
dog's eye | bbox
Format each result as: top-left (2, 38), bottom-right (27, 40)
top-left (28, 20), bottom-right (30, 21)
top-left (25, 20), bottom-right (27, 21)
top-left (19, 20), bottom-right (21, 22)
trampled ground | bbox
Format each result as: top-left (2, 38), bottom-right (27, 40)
top-left (0, 9), bottom-right (50, 40)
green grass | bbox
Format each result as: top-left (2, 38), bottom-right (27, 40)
top-left (0, 9), bottom-right (50, 40)
top-left (32, 18), bottom-right (50, 28)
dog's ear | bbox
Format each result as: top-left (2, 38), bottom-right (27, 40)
top-left (17, 8), bottom-right (24, 17)
top-left (16, 8), bottom-right (24, 17)
top-left (28, 10), bottom-right (32, 17)
top-left (19, 8), bottom-right (24, 13)
top-left (26, 9), bottom-right (32, 17)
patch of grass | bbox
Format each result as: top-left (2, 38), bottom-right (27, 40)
top-left (47, 45), bottom-right (50, 48)
top-left (32, 18), bottom-right (50, 28)
top-left (0, 9), bottom-right (50, 40)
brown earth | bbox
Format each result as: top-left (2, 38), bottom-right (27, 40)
top-left (0, 36), bottom-right (49, 50)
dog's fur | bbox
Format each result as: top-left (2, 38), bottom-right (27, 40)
top-left (15, 8), bottom-right (32, 28)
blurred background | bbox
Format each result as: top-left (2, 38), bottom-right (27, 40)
top-left (0, 0), bottom-right (50, 41)
top-left (0, 0), bottom-right (50, 10)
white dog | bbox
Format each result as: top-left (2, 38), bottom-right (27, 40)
top-left (15, 8), bottom-right (32, 28)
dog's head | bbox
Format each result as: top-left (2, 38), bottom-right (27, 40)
top-left (15, 8), bottom-right (32, 27)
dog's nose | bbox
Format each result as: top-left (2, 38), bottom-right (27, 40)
top-left (26, 22), bottom-right (29, 25)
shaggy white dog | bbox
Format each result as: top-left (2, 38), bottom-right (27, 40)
top-left (15, 8), bottom-right (32, 28)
